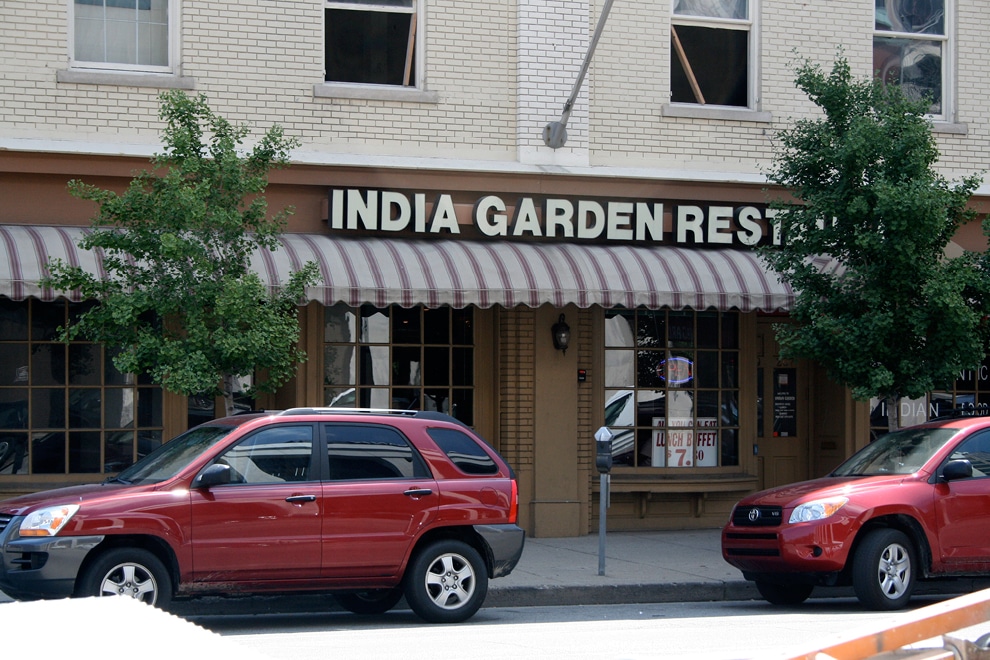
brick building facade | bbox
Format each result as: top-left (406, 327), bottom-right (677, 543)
top-left (1, 1), bottom-right (987, 536)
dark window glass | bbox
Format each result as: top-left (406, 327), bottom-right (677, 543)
top-left (671, 25), bottom-right (748, 106)
top-left (219, 425), bottom-right (315, 484)
top-left (427, 427), bottom-right (498, 475)
top-left (325, 9), bottom-right (416, 86)
top-left (325, 423), bottom-right (428, 480)
top-left (0, 300), bottom-right (163, 475)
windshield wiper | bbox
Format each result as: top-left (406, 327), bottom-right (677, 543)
top-left (102, 475), bottom-right (132, 485)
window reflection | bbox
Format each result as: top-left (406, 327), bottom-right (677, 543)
top-left (0, 300), bottom-right (163, 475)
top-left (324, 305), bottom-right (474, 425)
top-left (605, 309), bottom-right (739, 468)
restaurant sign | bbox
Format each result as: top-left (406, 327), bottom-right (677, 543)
top-left (327, 188), bottom-right (783, 247)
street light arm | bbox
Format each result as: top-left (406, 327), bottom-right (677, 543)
top-left (543, 0), bottom-right (617, 149)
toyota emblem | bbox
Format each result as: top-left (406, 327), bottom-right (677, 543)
top-left (748, 508), bottom-right (760, 522)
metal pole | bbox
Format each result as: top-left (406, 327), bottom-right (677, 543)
top-left (598, 472), bottom-right (608, 575)
top-left (543, 0), bottom-right (617, 149)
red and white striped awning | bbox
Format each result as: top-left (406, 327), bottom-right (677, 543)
top-left (1, 225), bottom-right (794, 311)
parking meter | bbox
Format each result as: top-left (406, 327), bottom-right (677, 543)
top-left (595, 426), bottom-right (613, 474)
top-left (594, 427), bottom-right (613, 575)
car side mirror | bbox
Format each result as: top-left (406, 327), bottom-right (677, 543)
top-left (941, 459), bottom-right (973, 482)
top-left (194, 462), bottom-right (233, 489)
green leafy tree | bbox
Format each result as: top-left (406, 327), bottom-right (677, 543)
top-left (761, 57), bottom-right (988, 430)
top-left (45, 90), bottom-right (320, 417)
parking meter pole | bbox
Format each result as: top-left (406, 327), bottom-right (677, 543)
top-left (598, 472), bottom-right (608, 575)
top-left (594, 426), bottom-right (613, 577)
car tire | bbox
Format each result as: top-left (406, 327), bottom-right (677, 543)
top-left (755, 580), bottom-right (813, 606)
top-left (335, 588), bottom-right (404, 615)
top-left (402, 539), bottom-right (488, 624)
top-left (77, 547), bottom-right (172, 608)
top-left (852, 528), bottom-right (915, 610)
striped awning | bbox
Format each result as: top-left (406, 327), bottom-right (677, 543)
top-left (1, 225), bottom-right (795, 312)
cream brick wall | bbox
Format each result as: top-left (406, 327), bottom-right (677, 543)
top-left (1, 1), bottom-right (987, 185)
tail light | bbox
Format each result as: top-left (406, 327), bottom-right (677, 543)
top-left (509, 479), bottom-right (519, 524)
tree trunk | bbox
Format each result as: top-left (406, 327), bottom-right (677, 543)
top-left (887, 395), bottom-right (899, 432)
top-left (222, 373), bottom-right (237, 418)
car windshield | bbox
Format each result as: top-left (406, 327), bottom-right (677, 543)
top-left (111, 425), bottom-right (235, 485)
top-left (831, 427), bottom-right (960, 476)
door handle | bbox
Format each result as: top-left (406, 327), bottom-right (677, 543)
top-left (285, 495), bottom-right (317, 503)
top-left (403, 488), bottom-right (433, 498)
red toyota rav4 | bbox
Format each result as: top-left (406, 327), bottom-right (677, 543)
top-left (722, 412), bottom-right (990, 610)
top-left (0, 408), bottom-right (524, 623)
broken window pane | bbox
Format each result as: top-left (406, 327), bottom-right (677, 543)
top-left (874, 0), bottom-right (944, 34)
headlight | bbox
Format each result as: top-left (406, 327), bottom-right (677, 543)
top-left (18, 505), bottom-right (80, 537)
top-left (788, 497), bottom-right (848, 524)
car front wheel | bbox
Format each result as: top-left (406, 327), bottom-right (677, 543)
top-left (403, 540), bottom-right (488, 623)
top-left (77, 547), bottom-right (172, 608)
top-left (851, 528), bottom-right (915, 610)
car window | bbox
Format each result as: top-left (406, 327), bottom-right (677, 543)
top-left (949, 430), bottom-right (990, 478)
top-left (216, 425), bottom-right (315, 484)
top-left (832, 427), bottom-right (959, 476)
top-left (114, 424), bottom-right (235, 485)
top-left (426, 427), bottom-right (499, 475)
top-left (324, 423), bottom-right (430, 480)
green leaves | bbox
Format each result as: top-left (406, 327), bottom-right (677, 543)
top-left (45, 91), bottom-right (320, 406)
top-left (763, 56), bottom-right (988, 413)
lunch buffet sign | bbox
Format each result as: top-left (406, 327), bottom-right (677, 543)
top-left (326, 188), bottom-right (784, 248)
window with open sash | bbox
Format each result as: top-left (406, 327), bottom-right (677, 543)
top-left (325, 0), bottom-right (420, 86)
top-left (670, 0), bottom-right (753, 108)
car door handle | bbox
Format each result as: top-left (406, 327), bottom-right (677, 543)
top-left (285, 495), bottom-right (317, 504)
top-left (403, 488), bottom-right (433, 498)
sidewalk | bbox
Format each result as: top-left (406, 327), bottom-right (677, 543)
top-left (485, 528), bottom-right (758, 608)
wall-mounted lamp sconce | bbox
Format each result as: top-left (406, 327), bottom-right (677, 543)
top-left (552, 314), bottom-right (571, 354)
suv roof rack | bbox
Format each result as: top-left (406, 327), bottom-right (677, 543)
top-left (278, 407), bottom-right (419, 417)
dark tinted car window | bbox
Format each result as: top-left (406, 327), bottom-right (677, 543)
top-left (427, 427), bottom-right (498, 475)
top-left (217, 425), bottom-right (315, 484)
top-left (325, 423), bottom-right (429, 480)
top-left (950, 430), bottom-right (990, 478)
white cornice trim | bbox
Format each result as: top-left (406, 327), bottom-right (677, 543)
top-left (3, 137), bottom-right (989, 194)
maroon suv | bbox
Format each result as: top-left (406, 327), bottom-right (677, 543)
top-left (722, 413), bottom-right (990, 610)
top-left (0, 409), bottom-right (524, 623)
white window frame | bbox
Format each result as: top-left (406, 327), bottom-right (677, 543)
top-left (667, 0), bottom-right (759, 113)
top-left (67, 0), bottom-right (178, 75)
top-left (316, 0), bottom-right (436, 103)
top-left (873, 0), bottom-right (953, 125)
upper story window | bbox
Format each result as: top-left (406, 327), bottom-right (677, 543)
top-left (874, 0), bottom-right (947, 118)
top-left (324, 0), bottom-right (420, 87)
top-left (670, 0), bottom-right (754, 108)
top-left (72, 0), bottom-right (171, 72)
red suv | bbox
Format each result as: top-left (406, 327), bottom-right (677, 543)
top-left (0, 409), bottom-right (524, 623)
top-left (722, 413), bottom-right (990, 610)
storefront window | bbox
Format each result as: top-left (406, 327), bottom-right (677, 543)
top-left (0, 299), bottom-right (163, 476)
top-left (605, 308), bottom-right (739, 468)
top-left (323, 303), bottom-right (474, 425)
top-left (869, 360), bottom-right (990, 441)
